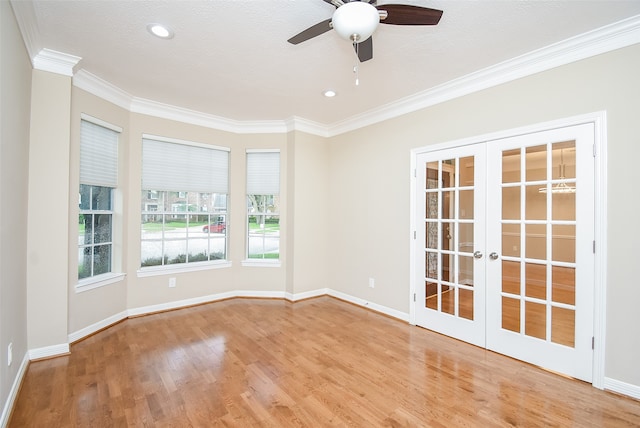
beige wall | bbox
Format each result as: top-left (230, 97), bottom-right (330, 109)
top-left (0, 0), bottom-right (31, 416)
top-left (26, 69), bottom-right (71, 350)
top-left (288, 131), bottom-right (330, 295)
top-left (327, 44), bottom-right (640, 387)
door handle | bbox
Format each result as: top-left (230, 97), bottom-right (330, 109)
top-left (473, 251), bottom-right (483, 259)
top-left (489, 252), bottom-right (499, 261)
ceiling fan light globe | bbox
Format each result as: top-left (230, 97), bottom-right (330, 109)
top-left (332, 2), bottom-right (380, 43)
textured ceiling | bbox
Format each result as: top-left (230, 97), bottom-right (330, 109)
top-left (16, 0), bottom-right (640, 126)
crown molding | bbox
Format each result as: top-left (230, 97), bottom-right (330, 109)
top-left (73, 69), bottom-right (133, 111)
top-left (326, 14), bottom-right (640, 136)
top-left (9, 0), bottom-right (41, 62)
top-left (130, 97), bottom-right (289, 135)
top-left (64, 14), bottom-right (640, 137)
top-left (33, 48), bottom-right (81, 76)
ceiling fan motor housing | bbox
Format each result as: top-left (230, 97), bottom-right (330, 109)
top-left (332, 1), bottom-right (380, 43)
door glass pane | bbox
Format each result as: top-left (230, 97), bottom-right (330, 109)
top-left (458, 255), bottom-right (474, 287)
top-left (426, 282), bottom-right (438, 310)
top-left (459, 223), bottom-right (473, 252)
top-left (552, 225), bottom-right (575, 263)
top-left (502, 297), bottom-right (520, 332)
top-left (441, 253), bottom-right (453, 282)
top-left (502, 149), bottom-right (520, 184)
top-left (526, 145), bottom-right (546, 181)
top-left (442, 286), bottom-right (455, 315)
top-left (425, 222), bottom-right (438, 249)
top-left (442, 162), bottom-right (454, 187)
top-left (425, 252), bottom-right (438, 280)
top-left (459, 190), bottom-right (474, 219)
top-left (459, 156), bottom-right (474, 186)
top-left (441, 222), bottom-right (453, 251)
top-left (551, 141), bottom-right (576, 179)
top-left (525, 301), bottom-right (546, 340)
top-left (525, 263), bottom-right (546, 299)
top-left (426, 192), bottom-right (439, 219)
top-left (526, 185), bottom-right (546, 220)
top-left (552, 266), bottom-right (575, 305)
top-left (426, 162), bottom-right (439, 189)
top-left (552, 189), bottom-right (576, 220)
top-left (502, 260), bottom-right (520, 295)
top-left (442, 191), bottom-right (454, 219)
top-left (459, 288), bottom-right (473, 320)
top-left (526, 224), bottom-right (546, 260)
top-left (502, 187), bottom-right (520, 220)
top-left (551, 306), bottom-right (575, 347)
top-left (502, 223), bottom-right (520, 257)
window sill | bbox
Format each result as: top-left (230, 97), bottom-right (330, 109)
top-left (137, 260), bottom-right (232, 277)
top-left (241, 259), bottom-right (281, 268)
top-left (76, 272), bottom-right (126, 293)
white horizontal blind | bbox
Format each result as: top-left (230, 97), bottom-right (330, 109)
top-left (80, 120), bottom-right (119, 187)
top-left (142, 138), bottom-right (229, 193)
top-left (247, 151), bottom-right (280, 195)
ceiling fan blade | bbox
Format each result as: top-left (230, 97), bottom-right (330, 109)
top-left (378, 4), bottom-right (443, 25)
top-left (287, 18), bottom-right (333, 45)
top-left (322, 0), bottom-right (344, 7)
top-left (355, 37), bottom-right (373, 62)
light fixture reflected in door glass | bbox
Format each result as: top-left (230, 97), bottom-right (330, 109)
top-left (539, 149), bottom-right (575, 194)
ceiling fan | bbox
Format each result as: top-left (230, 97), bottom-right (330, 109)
top-left (287, 0), bottom-right (443, 62)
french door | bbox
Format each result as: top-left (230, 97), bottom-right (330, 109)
top-left (414, 123), bottom-right (595, 382)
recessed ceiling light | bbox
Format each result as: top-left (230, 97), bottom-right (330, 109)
top-left (147, 23), bottom-right (174, 39)
top-left (323, 90), bottom-right (337, 98)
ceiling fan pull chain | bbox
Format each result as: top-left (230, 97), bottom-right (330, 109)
top-left (353, 42), bottom-right (360, 86)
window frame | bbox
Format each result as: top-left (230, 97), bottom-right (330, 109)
top-left (243, 149), bottom-right (281, 267)
top-left (138, 135), bottom-right (231, 276)
top-left (76, 114), bottom-right (125, 292)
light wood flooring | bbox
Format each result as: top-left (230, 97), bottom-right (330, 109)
top-left (9, 296), bottom-right (640, 427)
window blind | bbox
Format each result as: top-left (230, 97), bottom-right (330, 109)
top-left (142, 138), bottom-right (229, 194)
top-left (247, 151), bottom-right (280, 195)
top-left (80, 120), bottom-right (119, 187)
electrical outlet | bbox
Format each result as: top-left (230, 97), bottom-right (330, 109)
top-left (8, 343), bottom-right (12, 366)
top-left (368, 278), bottom-right (375, 288)
top-left (169, 277), bottom-right (176, 288)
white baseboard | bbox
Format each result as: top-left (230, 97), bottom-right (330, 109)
top-left (28, 343), bottom-right (69, 360)
top-left (327, 289), bottom-right (410, 322)
top-left (0, 353), bottom-right (29, 428)
top-left (286, 288), bottom-right (329, 302)
top-left (68, 310), bottom-right (128, 343)
top-left (603, 377), bottom-right (640, 400)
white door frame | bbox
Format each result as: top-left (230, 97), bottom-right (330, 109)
top-left (409, 111), bottom-right (607, 389)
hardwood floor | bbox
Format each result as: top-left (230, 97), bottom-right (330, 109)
top-left (9, 296), bottom-right (640, 427)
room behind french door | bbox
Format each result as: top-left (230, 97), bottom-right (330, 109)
top-left (414, 123), bottom-right (595, 382)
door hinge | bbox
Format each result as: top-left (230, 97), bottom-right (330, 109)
top-left (593, 240), bottom-right (596, 254)
top-left (413, 293), bottom-right (416, 302)
top-left (592, 336), bottom-right (595, 350)
top-left (414, 168), bottom-right (417, 178)
top-left (593, 144), bottom-right (597, 157)
top-left (413, 231), bottom-right (417, 239)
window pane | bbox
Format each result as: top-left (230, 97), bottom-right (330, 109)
top-left (93, 244), bottom-right (111, 275)
top-left (93, 214), bottom-right (112, 244)
top-left (141, 241), bottom-right (164, 267)
top-left (92, 186), bottom-right (112, 210)
top-left (78, 247), bottom-right (91, 279)
top-left (79, 184), bottom-right (90, 210)
top-left (247, 193), bottom-right (279, 259)
top-left (166, 240), bottom-right (187, 264)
